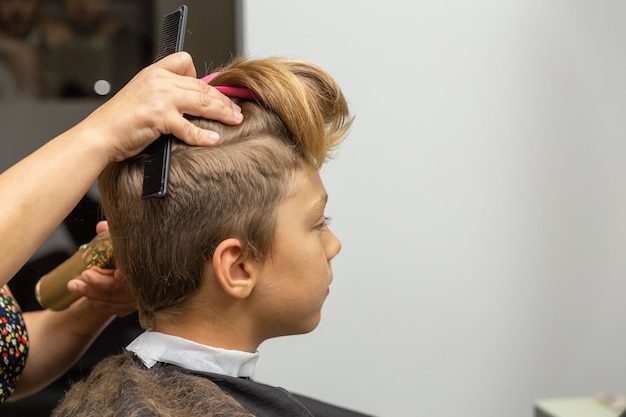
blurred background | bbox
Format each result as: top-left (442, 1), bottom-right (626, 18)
top-left (3, 1), bottom-right (626, 416)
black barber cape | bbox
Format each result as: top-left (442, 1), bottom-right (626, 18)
top-left (156, 362), bottom-right (375, 417)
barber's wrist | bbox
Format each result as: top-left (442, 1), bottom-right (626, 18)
top-left (65, 297), bottom-right (116, 333)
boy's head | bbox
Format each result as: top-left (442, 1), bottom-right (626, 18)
top-left (99, 57), bottom-right (352, 337)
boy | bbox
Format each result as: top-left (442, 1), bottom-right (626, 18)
top-left (53, 57), bottom-right (372, 417)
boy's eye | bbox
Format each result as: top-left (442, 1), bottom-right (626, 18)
top-left (315, 216), bottom-right (332, 231)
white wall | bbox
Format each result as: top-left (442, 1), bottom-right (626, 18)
top-left (243, 1), bottom-right (626, 416)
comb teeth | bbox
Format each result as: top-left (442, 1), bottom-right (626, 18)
top-left (154, 8), bottom-right (186, 62)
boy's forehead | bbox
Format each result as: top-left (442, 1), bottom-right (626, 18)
top-left (282, 168), bottom-right (328, 212)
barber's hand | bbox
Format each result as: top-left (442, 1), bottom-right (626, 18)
top-left (84, 51), bottom-right (244, 162)
top-left (67, 268), bottom-right (137, 318)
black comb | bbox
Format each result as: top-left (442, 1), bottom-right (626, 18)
top-left (141, 5), bottom-right (188, 199)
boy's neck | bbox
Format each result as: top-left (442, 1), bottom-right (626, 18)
top-left (152, 304), bottom-right (261, 353)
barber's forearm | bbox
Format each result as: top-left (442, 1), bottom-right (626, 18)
top-left (0, 124), bottom-right (110, 287)
top-left (10, 298), bottom-right (114, 400)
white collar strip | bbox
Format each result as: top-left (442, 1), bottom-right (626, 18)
top-left (126, 331), bottom-right (259, 378)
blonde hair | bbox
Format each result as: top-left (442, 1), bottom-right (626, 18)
top-left (99, 57), bottom-right (352, 327)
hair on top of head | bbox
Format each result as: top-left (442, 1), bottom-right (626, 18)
top-left (98, 57), bottom-right (353, 327)
top-left (207, 57), bottom-right (352, 168)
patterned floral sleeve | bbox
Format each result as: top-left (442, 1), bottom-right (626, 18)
top-left (0, 285), bottom-right (29, 403)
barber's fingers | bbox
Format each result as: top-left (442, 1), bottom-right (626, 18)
top-left (68, 269), bottom-right (137, 317)
top-left (87, 52), bottom-right (244, 162)
top-left (95, 220), bottom-right (108, 235)
top-left (152, 51), bottom-right (198, 78)
top-left (151, 71), bottom-right (244, 146)
top-left (145, 52), bottom-right (245, 131)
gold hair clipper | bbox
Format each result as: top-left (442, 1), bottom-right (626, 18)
top-left (35, 232), bottom-right (115, 311)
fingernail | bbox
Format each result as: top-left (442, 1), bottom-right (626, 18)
top-left (199, 131), bottom-right (220, 146)
top-left (68, 281), bottom-right (78, 292)
top-left (81, 273), bottom-right (90, 283)
top-left (232, 103), bottom-right (243, 122)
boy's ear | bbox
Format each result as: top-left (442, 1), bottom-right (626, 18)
top-left (212, 238), bottom-right (256, 299)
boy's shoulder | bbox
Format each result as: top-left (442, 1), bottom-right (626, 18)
top-left (51, 351), bottom-right (252, 417)
top-left (180, 367), bottom-right (375, 417)
top-left (293, 392), bottom-right (377, 417)
top-left (52, 351), bottom-right (375, 417)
